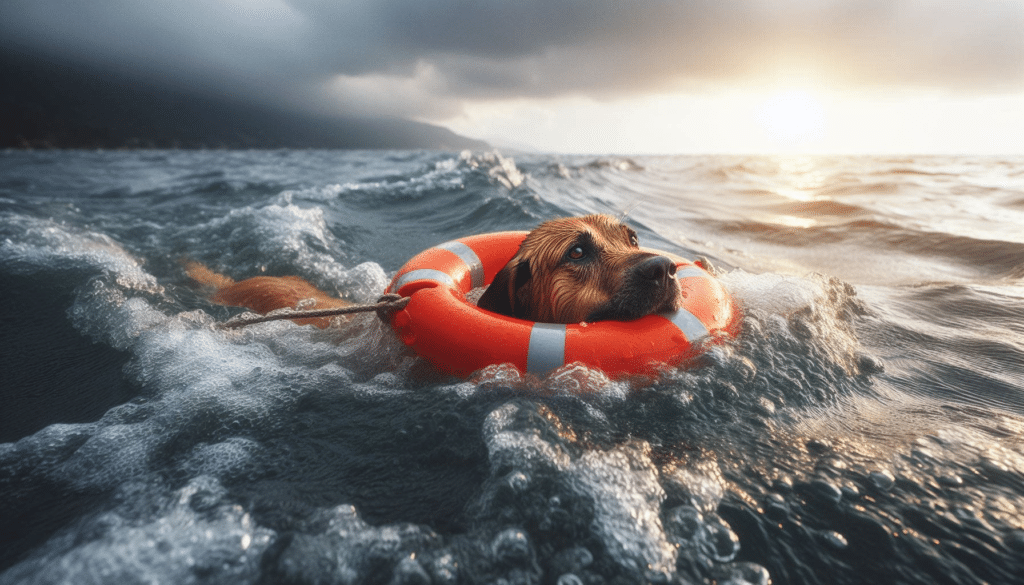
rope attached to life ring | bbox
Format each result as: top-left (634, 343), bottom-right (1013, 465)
top-left (218, 294), bottom-right (410, 329)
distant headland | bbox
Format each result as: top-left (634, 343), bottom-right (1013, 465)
top-left (1, 48), bottom-right (489, 151)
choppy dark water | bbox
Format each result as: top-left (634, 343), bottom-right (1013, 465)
top-left (2, 150), bottom-right (1023, 585)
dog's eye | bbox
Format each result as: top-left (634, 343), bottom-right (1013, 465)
top-left (567, 245), bottom-right (586, 260)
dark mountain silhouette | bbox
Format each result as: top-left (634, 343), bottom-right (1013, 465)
top-left (1, 48), bottom-right (488, 150)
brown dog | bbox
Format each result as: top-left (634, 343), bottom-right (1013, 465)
top-left (188, 214), bottom-right (681, 326)
top-left (184, 262), bottom-right (350, 328)
top-left (477, 214), bottom-right (681, 323)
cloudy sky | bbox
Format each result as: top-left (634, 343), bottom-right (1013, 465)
top-left (4, 0), bottom-right (1023, 154)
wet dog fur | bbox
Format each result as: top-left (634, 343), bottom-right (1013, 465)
top-left (477, 214), bottom-right (681, 323)
top-left (187, 214), bottom-right (681, 326)
top-left (184, 262), bottom-right (350, 328)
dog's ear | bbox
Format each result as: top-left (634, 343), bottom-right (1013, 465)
top-left (477, 259), bottom-right (532, 318)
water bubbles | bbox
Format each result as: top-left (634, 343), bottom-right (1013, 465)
top-left (2, 475), bottom-right (272, 584)
top-left (476, 404), bottom-right (765, 581)
top-left (482, 403), bottom-right (571, 475)
top-left (700, 517), bottom-right (741, 563)
top-left (506, 471), bottom-right (531, 493)
top-left (713, 562), bottom-right (771, 585)
top-left (724, 272), bottom-right (826, 318)
top-left (180, 437), bottom-right (263, 482)
top-left (722, 270), bottom-right (871, 390)
top-left (665, 505), bottom-right (741, 565)
top-left (666, 505), bottom-right (705, 544)
top-left (187, 484), bottom-right (224, 516)
top-left (544, 363), bottom-right (629, 398)
top-left (491, 529), bottom-right (533, 565)
top-left (570, 444), bottom-right (675, 575)
top-left (58, 422), bottom-right (162, 490)
top-left (429, 553), bottom-right (459, 584)
top-left (661, 460), bottom-right (725, 515)
top-left (550, 546), bottom-right (594, 574)
top-left (391, 556), bottom-right (431, 585)
top-left (473, 363), bottom-right (526, 392)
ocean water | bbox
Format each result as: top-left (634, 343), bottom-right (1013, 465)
top-left (1, 149), bottom-right (1023, 585)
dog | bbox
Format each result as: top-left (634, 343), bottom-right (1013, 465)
top-left (477, 214), bottom-right (681, 323)
top-left (187, 214), bottom-right (681, 326)
top-left (184, 262), bottom-right (351, 328)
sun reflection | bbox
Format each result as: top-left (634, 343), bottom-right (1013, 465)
top-left (772, 215), bottom-right (818, 228)
top-left (770, 156), bottom-right (829, 201)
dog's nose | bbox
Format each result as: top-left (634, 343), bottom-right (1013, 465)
top-left (638, 256), bottom-right (676, 285)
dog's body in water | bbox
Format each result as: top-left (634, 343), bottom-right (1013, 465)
top-left (189, 214), bottom-right (683, 326)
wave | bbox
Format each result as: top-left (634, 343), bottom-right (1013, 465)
top-left (3, 151), bottom-right (1024, 585)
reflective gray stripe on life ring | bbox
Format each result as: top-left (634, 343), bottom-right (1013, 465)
top-left (661, 308), bottom-right (709, 342)
top-left (392, 268), bottom-right (455, 292)
top-left (436, 240), bottom-right (485, 290)
top-left (527, 323), bottom-right (566, 375)
top-left (675, 266), bottom-right (706, 280)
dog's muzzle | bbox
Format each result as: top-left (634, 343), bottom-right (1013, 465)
top-left (585, 255), bottom-right (681, 322)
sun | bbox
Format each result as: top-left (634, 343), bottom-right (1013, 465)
top-left (755, 90), bottom-right (827, 151)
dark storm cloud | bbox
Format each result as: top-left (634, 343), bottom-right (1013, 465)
top-left (3, 0), bottom-right (1023, 118)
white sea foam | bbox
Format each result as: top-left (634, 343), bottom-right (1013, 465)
top-left (5, 152), bottom-right (1024, 585)
top-left (2, 476), bottom-right (273, 585)
top-left (0, 215), bottom-right (159, 294)
top-left (721, 269), bottom-right (825, 316)
top-left (480, 403), bottom-right (747, 581)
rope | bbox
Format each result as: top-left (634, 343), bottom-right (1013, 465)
top-left (219, 294), bottom-right (410, 329)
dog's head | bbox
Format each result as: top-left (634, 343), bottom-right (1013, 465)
top-left (477, 214), bottom-right (682, 323)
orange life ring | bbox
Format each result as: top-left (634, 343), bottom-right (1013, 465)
top-left (385, 231), bottom-right (740, 379)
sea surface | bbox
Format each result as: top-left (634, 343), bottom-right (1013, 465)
top-left (2, 150), bottom-right (1023, 585)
